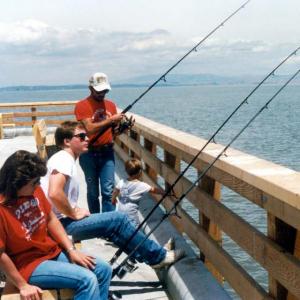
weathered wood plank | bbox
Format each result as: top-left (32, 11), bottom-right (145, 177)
top-left (198, 175), bottom-right (223, 283)
top-left (128, 113), bottom-right (300, 211)
top-left (0, 101), bottom-right (77, 108)
top-left (13, 111), bottom-right (74, 117)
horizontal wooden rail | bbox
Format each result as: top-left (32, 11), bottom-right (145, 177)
top-left (0, 101), bottom-right (77, 108)
top-left (0, 101), bottom-right (77, 138)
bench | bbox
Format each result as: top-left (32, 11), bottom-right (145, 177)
top-left (1, 286), bottom-right (74, 300)
top-left (32, 119), bottom-right (59, 159)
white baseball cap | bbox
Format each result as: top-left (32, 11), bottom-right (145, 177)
top-left (89, 72), bottom-right (111, 92)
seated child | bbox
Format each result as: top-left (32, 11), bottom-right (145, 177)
top-left (112, 158), bottom-right (164, 227)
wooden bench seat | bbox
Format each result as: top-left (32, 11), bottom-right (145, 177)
top-left (32, 119), bottom-right (59, 159)
top-left (1, 285), bottom-right (74, 300)
top-left (0, 241), bottom-right (82, 299)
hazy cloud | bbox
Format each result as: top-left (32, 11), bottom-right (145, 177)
top-left (0, 19), bottom-right (298, 86)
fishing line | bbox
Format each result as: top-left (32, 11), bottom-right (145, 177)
top-left (112, 66), bottom-right (300, 278)
top-left (89, 0), bottom-right (251, 145)
top-left (109, 46), bottom-right (300, 265)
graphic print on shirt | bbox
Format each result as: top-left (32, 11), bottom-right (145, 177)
top-left (14, 197), bottom-right (46, 241)
top-left (92, 108), bottom-right (113, 122)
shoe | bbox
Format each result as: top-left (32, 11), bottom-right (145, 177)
top-left (164, 237), bottom-right (175, 250)
top-left (151, 249), bottom-right (185, 269)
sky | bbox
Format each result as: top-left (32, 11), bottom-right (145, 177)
top-left (0, 0), bottom-right (299, 86)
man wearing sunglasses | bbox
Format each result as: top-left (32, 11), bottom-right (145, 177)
top-left (74, 73), bottom-right (124, 214)
top-left (41, 121), bottom-right (184, 270)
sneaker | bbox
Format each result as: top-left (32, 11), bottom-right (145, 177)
top-left (164, 237), bottom-right (175, 251)
top-left (151, 249), bottom-right (185, 269)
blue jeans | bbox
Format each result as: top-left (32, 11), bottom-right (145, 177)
top-left (79, 149), bottom-right (115, 213)
top-left (60, 211), bottom-right (166, 265)
top-left (29, 252), bottom-right (111, 300)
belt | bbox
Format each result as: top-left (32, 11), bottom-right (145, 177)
top-left (88, 143), bottom-right (114, 152)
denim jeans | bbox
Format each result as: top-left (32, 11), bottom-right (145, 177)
top-left (60, 211), bottom-right (166, 265)
top-left (79, 149), bottom-right (115, 213)
top-left (29, 252), bottom-right (111, 300)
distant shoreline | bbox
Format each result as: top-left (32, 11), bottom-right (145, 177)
top-left (1, 73), bottom-right (299, 91)
top-left (0, 74), bottom-right (300, 92)
top-left (1, 82), bottom-right (300, 92)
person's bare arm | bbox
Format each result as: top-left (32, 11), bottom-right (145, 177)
top-left (47, 211), bottom-right (96, 270)
top-left (112, 188), bottom-right (120, 205)
top-left (48, 170), bottom-right (90, 220)
top-left (149, 186), bottom-right (165, 195)
top-left (82, 114), bottom-right (124, 135)
top-left (0, 251), bottom-right (43, 300)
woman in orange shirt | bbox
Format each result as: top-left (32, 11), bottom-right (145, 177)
top-left (0, 150), bottom-right (111, 300)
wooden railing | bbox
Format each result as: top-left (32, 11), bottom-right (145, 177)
top-left (114, 112), bottom-right (300, 300)
top-left (1, 101), bottom-right (300, 299)
top-left (0, 101), bottom-right (77, 138)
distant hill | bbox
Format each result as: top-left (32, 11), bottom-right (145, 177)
top-left (0, 84), bottom-right (87, 92)
top-left (116, 73), bottom-right (247, 86)
top-left (1, 73), bottom-right (299, 91)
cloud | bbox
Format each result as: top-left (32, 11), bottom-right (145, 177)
top-left (0, 19), bottom-right (298, 86)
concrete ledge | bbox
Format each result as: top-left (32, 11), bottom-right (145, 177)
top-left (114, 157), bottom-right (230, 300)
top-left (2, 127), bottom-right (56, 139)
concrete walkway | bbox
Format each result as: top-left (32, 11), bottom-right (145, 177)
top-left (0, 136), bottom-right (169, 300)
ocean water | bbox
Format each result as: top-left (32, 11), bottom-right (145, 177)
top-left (1, 84), bottom-right (299, 298)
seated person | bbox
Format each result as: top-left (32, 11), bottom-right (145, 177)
top-left (112, 158), bottom-right (164, 228)
top-left (0, 150), bottom-right (111, 300)
top-left (41, 121), bottom-right (184, 268)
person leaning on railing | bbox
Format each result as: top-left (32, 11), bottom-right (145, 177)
top-left (0, 150), bottom-right (111, 300)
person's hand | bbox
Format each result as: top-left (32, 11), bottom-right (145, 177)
top-left (113, 115), bottom-right (135, 136)
top-left (72, 207), bottom-right (90, 220)
top-left (68, 250), bottom-right (96, 270)
top-left (110, 113), bottom-right (124, 124)
top-left (19, 283), bottom-right (43, 300)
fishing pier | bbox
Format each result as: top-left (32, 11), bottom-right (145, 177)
top-left (1, 101), bottom-right (300, 300)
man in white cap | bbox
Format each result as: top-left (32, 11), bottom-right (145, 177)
top-left (75, 73), bottom-right (123, 213)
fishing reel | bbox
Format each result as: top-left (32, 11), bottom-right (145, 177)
top-left (114, 258), bottom-right (138, 279)
top-left (114, 115), bottom-right (135, 135)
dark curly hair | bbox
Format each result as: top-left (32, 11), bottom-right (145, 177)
top-left (0, 150), bottom-right (47, 205)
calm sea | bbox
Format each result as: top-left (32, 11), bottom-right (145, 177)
top-left (1, 84), bottom-right (299, 298)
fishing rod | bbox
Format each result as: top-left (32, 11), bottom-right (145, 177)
top-left (89, 0), bottom-right (251, 146)
top-left (112, 66), bottom-right (300, 279)
top-left (109, 46), bottom-right (300, 265)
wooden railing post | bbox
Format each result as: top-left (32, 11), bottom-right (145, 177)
top-left (0, 113), bottom-right (3, 139)
top-left (164, 150), bottom-right (184, 233)
top-left (198, 175), bottom-right (223, 283)
top-left (129, 130), bottom-right (140, 159)
top-left (31, 107), bottom-right (37, 125)
top-left (144, 138), bottom-right (157, 182)
top-left (268, 214), bottom-right (297, 299)
top-left (287, 231), bottom-right (300, 300)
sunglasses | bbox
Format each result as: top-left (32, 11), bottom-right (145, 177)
top-left (73, 132), bottom-right (88, 141)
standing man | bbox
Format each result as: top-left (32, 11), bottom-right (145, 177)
top-left (75, 73), bottom-right (123, 213)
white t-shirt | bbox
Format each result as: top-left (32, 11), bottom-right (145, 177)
top-left (116, 179), bottom-right (151, 227)
top-left (41, 150), bottom-right (79, 219)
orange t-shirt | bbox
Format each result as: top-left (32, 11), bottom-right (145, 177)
top-left (0, 187), bottom-right (61, 281)
top-left (74, 96), bottom-right (117, 146)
